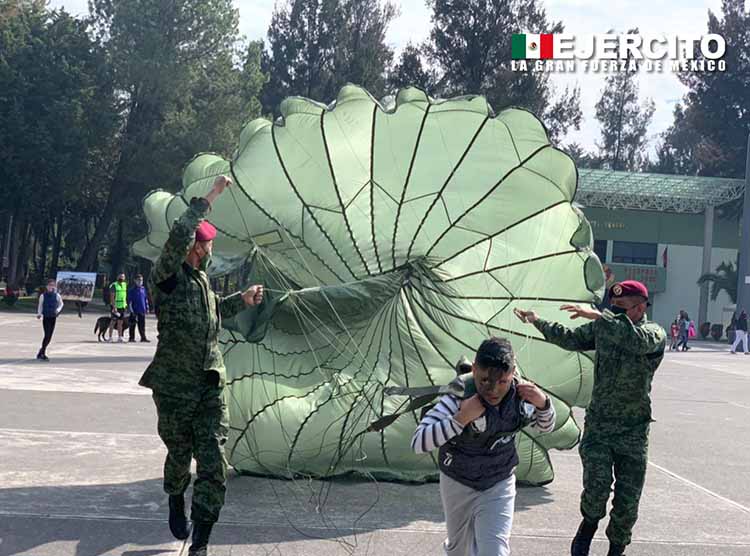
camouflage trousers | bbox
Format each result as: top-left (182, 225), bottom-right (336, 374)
top-left (578, 428), bottom-right (649, 547)
top-left (152, 386), bottom-right (229, 523)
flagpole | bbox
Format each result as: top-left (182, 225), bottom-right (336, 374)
top-left (735, 134), bottom-right (750, 317)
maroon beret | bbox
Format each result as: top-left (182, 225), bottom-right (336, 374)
top-left (609, 280), bottom-right (649, 300)
top-left (195, 221), bottom-right (217, 242)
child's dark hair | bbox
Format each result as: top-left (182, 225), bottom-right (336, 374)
top-left (475, 337), bottom-right (514, 374)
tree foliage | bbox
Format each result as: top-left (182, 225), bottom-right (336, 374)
top-left (262, 0), bottom-right (396, 114)
top-left (656, 0), bottom-right (749, 178)
top-left (424, 0), bottom-right (582, 142)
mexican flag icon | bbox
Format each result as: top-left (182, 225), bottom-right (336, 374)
top-left (512, 34), bottom-right (555, 59)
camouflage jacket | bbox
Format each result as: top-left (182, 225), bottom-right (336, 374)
top-left (534, 310), bottom-right (666, 435)
top-left (138, 197), bottom-right (246, 400)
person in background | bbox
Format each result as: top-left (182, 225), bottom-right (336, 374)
top-left (730, 309), bottom-right (748, 354)
top-left (677, 310), bottom-right (691, 352)
top-left (669, 319), bottom-right (679, 351)
top-left (36, 279), bottom-right (64, 361)
top-left (128, 274), bottom-right (150, 342)
top-left (107, 272), bottom-right (128, 342)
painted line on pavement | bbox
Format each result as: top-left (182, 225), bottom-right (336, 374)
top-left (0, 318), bottom-right (36, 326)
top-left (669, 358), bottom-right (750, 378)
top-left (556, 451), bottom-right (750, 515)
top-left (648, 461), bottom-right (750, 515)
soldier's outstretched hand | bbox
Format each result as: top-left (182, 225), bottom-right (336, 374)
top-left (560, 304), bottom-right (601, 321)
top-left (514, 308), bottom-right (538, 324)
top-left (241, 285), bottom-right (264, 306)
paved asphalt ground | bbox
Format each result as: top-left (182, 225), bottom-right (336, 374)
top-left (0, 311), bottom-right (748, 556)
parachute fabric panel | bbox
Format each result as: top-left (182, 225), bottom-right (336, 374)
top-left (133, 85), bottom-right (604, 486)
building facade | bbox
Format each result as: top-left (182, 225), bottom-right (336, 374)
top-left (582, 207), bottom-right (739, 332)
top-left (576, 169), bottom-right (746, 335)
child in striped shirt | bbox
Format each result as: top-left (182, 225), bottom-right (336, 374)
top-left (411, 337), bottom-right (556, 556)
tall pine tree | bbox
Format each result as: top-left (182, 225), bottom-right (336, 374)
top-left (263, 0), bottom-right (396, 114)
top-left (388, 43), bottom-right (437, 94)
top-left (656, 0), bottom-right (749, 178)
top-left (593, 29), bottom-right (655, 171)
top-left (424, 0), bottom-right (581, 142)
top-left (77, 0), bottom-right (245, 271)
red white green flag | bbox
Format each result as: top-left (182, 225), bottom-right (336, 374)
top-left (512, 34), bottom-right (555, 59)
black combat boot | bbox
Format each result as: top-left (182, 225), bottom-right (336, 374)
top-left (188, 521), bottom-right (214, 556)
top-left (607, 543), bottom-right (626, 556)
top-left (168, 494), bottom-right (189, 540)
top-left (571, 519), bottom-right (598, 556)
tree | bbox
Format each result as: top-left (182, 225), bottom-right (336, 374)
top-left (388, 43), bottom-right (437, 94)
top-left (594, 71), bottom-right (655, 171)
top-left (263, 0), bottom-right (396, 114)
top-left (336, 0), bottom-right (397, 97)
top-left (593, 30), bottom-right (655, 171)
top-left (565, 142), bottom-right (602, 170)
top-left (424, 0), bottom-right (581, 142)
top-left (0, 2), bottom-right (117, 286)
top-left (661, 0), bottom-right (750, 179)
top-left (77, 0), bottom-right (243, 272)
top-left (649, 104), bottom-right (704, 174)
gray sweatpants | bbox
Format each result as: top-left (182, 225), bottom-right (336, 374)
top-left (440, 472), bottom-right (516, 556)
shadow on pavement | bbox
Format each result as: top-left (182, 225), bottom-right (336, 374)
top-left (0, 472), bottom-right (555, 556)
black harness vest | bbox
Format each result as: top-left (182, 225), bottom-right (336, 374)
top-left (438, 380), bottom-right (532, 491)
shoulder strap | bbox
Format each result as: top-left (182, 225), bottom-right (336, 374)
top-left (366, 361), bottom-right (474, 433)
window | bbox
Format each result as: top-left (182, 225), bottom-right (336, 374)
top-left (612, 241), bottom-right (657, 265)
top-left (593, 240), bottom-right (607, 262)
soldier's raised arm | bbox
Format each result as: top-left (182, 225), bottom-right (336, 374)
top-left (151, 176), bottom-right (229, 288)
top-left (514, 307), bottom-right (597, 352)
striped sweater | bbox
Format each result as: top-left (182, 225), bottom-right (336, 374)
top-left (411, 394), bottom-right (556, 454)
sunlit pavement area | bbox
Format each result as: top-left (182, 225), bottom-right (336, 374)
top-left (1, 312), bottom-right (748, 556)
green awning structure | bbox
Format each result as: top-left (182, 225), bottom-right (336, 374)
top-left (578, 169), bottom-right (745, 214)
top-left (133, 85), bottom-right (605, 486)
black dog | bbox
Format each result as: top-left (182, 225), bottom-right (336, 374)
top-left (94, 316), bottom-right (111, 341)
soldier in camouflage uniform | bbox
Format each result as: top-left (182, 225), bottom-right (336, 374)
top-left (139, 175), bottom-right (264, 556)
top-left (515, 280), bottom-right (666, 556)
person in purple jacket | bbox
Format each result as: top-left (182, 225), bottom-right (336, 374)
top-left (127, 274), bottom-right (150, 343)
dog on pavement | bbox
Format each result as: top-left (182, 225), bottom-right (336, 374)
top-left (94, 316), bottom-right (112, 342)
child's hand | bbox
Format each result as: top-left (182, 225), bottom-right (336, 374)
top-left (517, 382), bottom-right (549, 410)
top-left (454, 394), bottom-right (485, 426)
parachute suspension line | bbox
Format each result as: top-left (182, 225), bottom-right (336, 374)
top-left (215, 189), bottom-right (321, 458)
top-left (271, 226), bottom-right (404, 495)
top-left (225, 254), bottom-right (375, 552)
top-left (220, 183), bottom-right (369, 523)
top-left (220, 184), bottom-right (298, 462)
top-left (230, 221), bottom-right (392, 476)
top-left (279, 227), bottom-right (392, 401)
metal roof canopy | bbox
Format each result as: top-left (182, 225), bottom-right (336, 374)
top-left (576, 169), bottom-right (746, 214)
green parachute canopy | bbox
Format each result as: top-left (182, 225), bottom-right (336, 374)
top-left (133, 85), bottom-right (604, 486)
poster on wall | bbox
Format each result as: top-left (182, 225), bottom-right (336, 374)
top-left (56, 271), bottom-right (96, 302)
